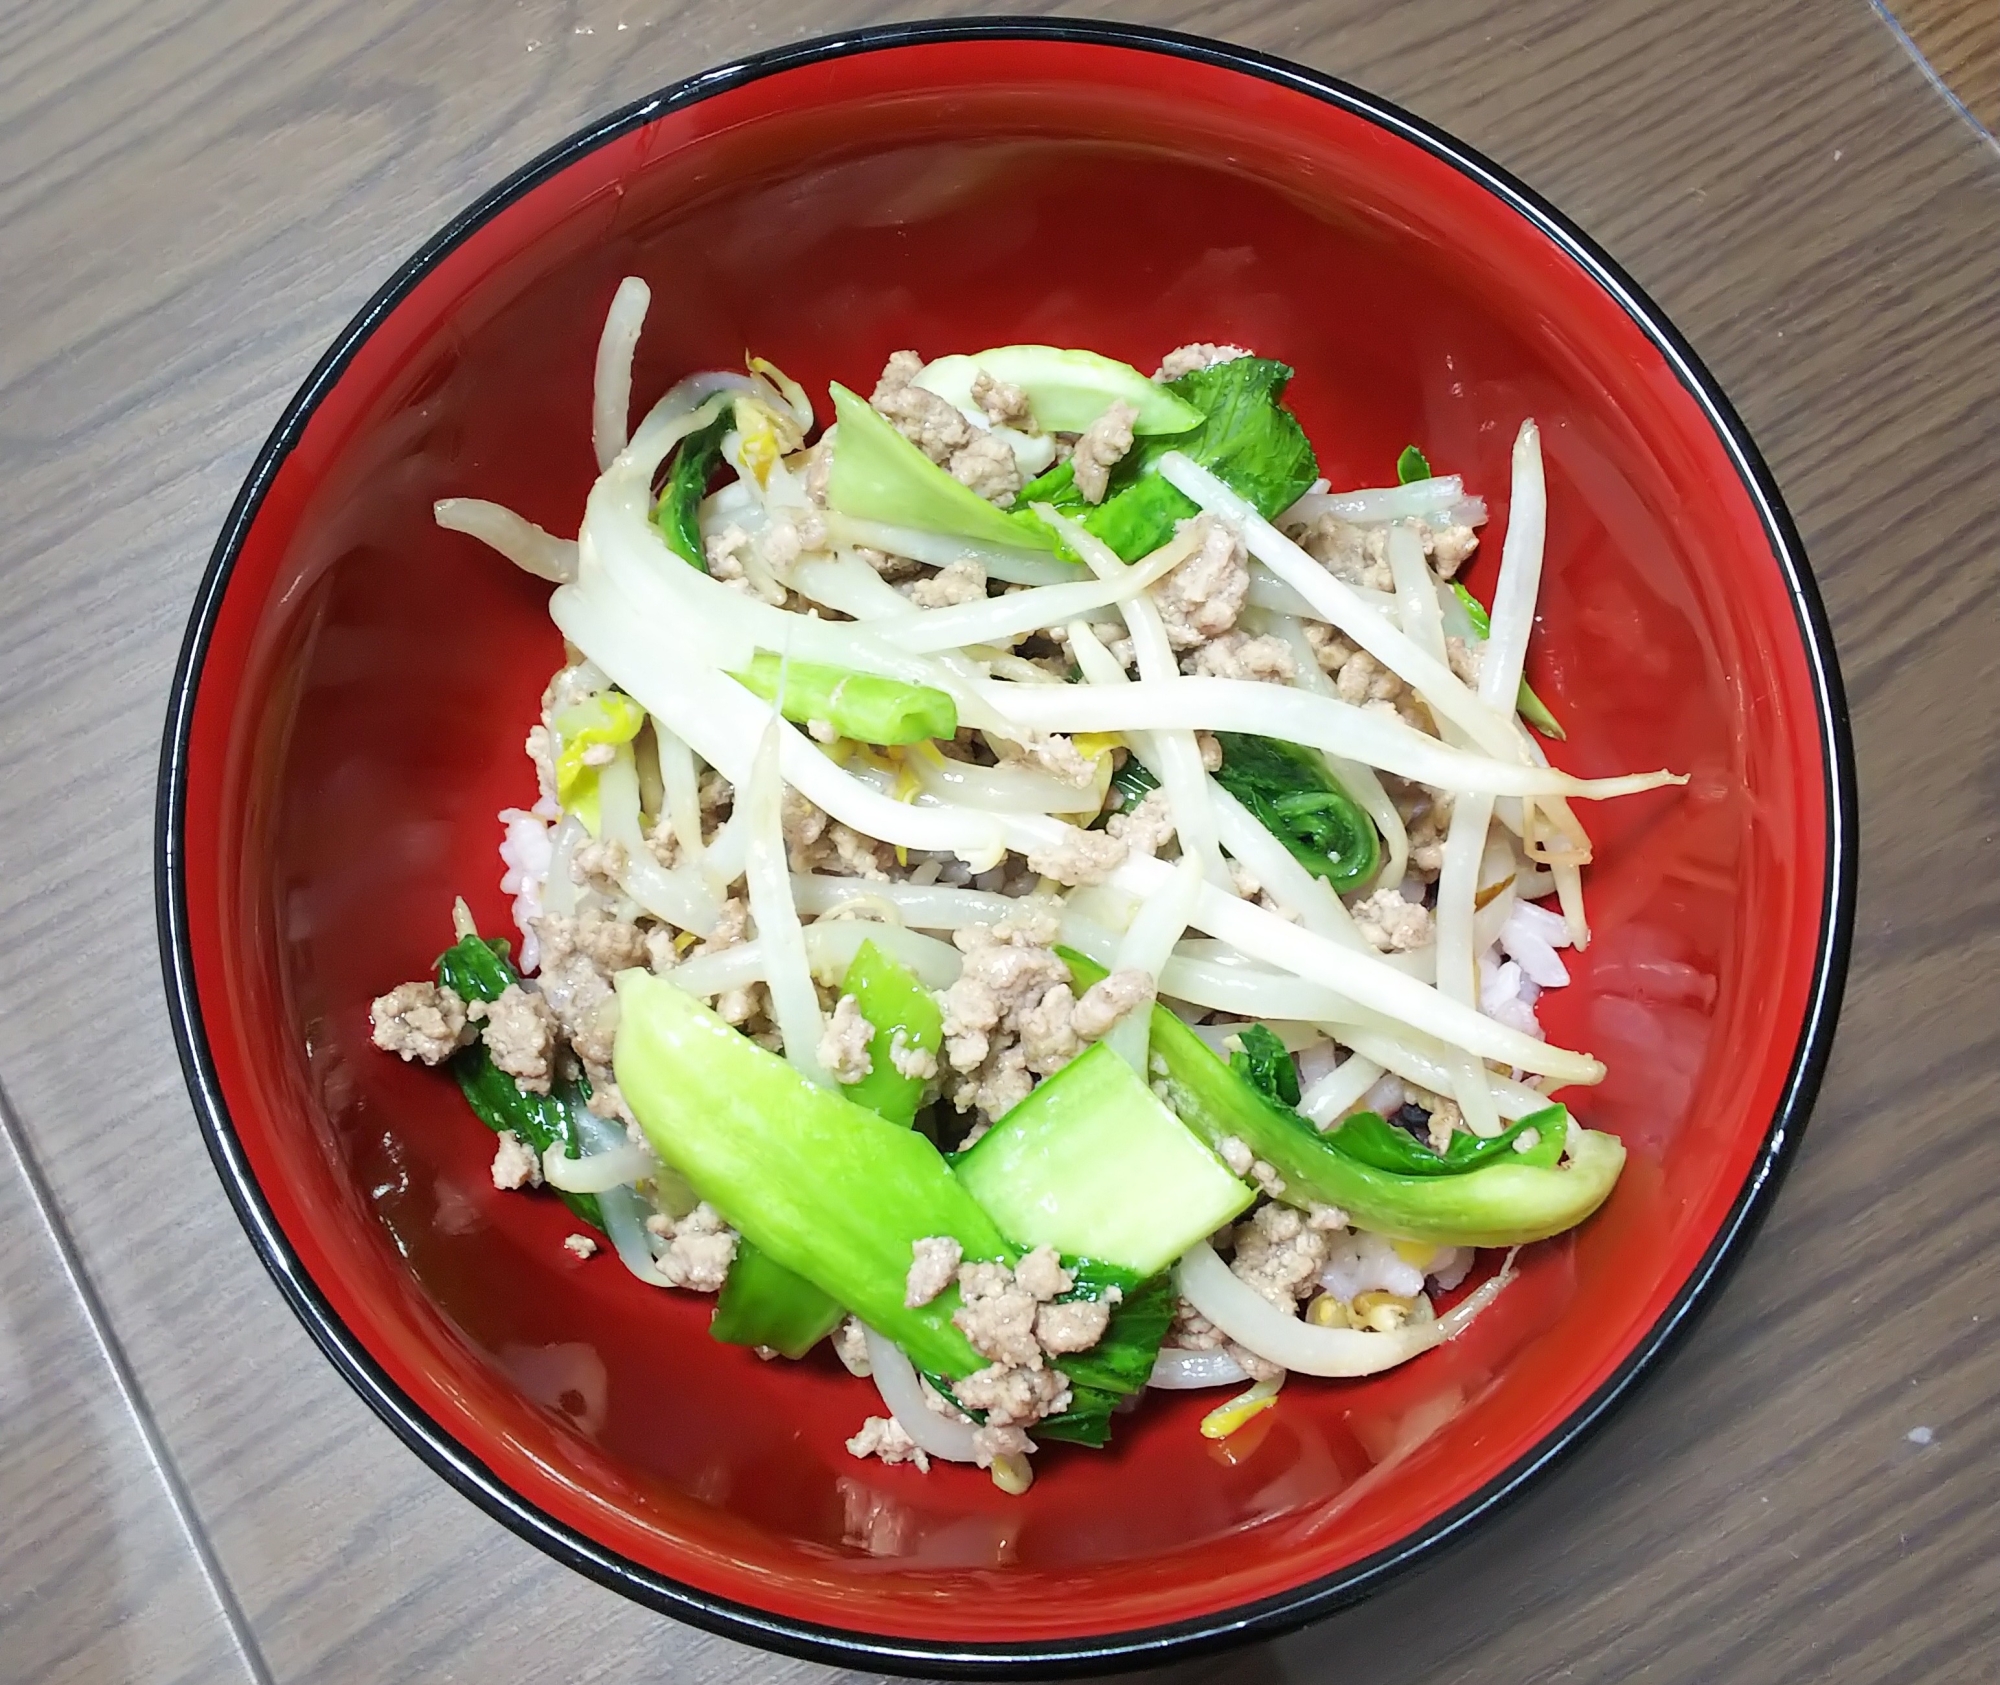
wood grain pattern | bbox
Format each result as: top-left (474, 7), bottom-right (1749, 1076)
top-left (0, 1095), bottom-right (258, 1685)
top-left (0, 1), bottom-right (1995, 1682)
top-left (1888, 0), bottom-right (2000, 136)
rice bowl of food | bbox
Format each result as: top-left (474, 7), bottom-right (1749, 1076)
top-left (158, 18), bottom-right (1854, 1675)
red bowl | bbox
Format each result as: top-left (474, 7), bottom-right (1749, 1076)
top-left (157, 18), bottom-right (1855, 1675)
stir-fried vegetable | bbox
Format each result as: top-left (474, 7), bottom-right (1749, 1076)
top-left (912, 345), bottom-right (1203, 435)
top-left (656, 408), bottom-right (734, 567)
top-left (711, 941), bottom-right (942, 1355)
top-left (825, 382), bottom-right (1057, 550)
top-left (952, 1042), bottom-right (1255, 1276)
top-left (398, 302), bottom-right (1682, 1486)
top-left (1229, 1023), bottom-right (1302, 1108)
top-left (1061, 949), bottom-right (1624, 1247)
top-left (1012, 356), bottom-right (1319, 562)
top-left (835, 939), bottom-right (946, 1126)
top-left (434, 930), bottom-right (603, 1231)
top-left (613, 969), bottom-right (1012, 1377)
top-left (729, 653), bottom-right (957, 747)
top-left (1210, 733), bottom-right (1382, 893)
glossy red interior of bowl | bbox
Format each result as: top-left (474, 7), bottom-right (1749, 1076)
top-left (167, 25), bottom-right (1842, 1668)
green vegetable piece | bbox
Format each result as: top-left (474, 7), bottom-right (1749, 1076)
top-left (1229, 1023), bottom-right (1301, 1108)
top-left (656, 408), bottom-right (733, 568)
top-left (824, 382), bottom-right (1058, 551)
top-left (835, 940), bottom-right (945, 1125)
top-left (710, 939), bottom-right (948, 1356)
top-left (1324, 1103), bottom-right (1569, 1176)
top-left (613, 970), bottom-right (1013, 1378)
top-left (1012, 356), bottom-right (1320, 562)
top-left (1449, 582), bottom-right (1567, 742)
top-left (1106, 752), bottom-right (1161, 817)
top-left (1058, 948), bottom-right (1625, 1248)
top-left (710, 1242), bottom-right (845, 1358)
top-left (551, 692), bottom-right (647, 834)
top-left (951, 1042), bottom-right (1254, 1276)
top-left (913, 346), bottom-right (1203, 435)
top-left (727, 652), bottom-right (955, 747)
top-left (435, 932), bottom-right (603, 1230)
top-left (1212, 732), bottom-right (1382, 893)
top-left (1396, 444), bottom-right (1432, 484)
top-left (1033, 1264), bottom-right (1177, 1447)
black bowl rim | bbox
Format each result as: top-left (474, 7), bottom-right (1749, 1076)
top-left (155, 14), bottom-right (1857, 1678)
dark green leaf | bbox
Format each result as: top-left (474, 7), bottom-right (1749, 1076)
top-left (1325, 1103), bottom-right (1570, 1176)
top-left (1396, 444), bottom-right (1432, 485)
top-left (1228, 1024), bottom-right (1301, 1108)
top-left (1011, 357), bottom-right (1318, 561)
top-left (655, 410), bottom-right (733, 569)
top-left (1211, 733), bottom-right (1381, 893)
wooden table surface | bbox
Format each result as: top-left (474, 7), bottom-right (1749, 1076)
top-left (3, 3), bottom-right (1996, 1682)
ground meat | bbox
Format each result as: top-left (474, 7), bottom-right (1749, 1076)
top-left (908, 560), bottom-right (988, 607)
top-left (888, 1027), bottom-right (939, 1081)
top-left (1105, 787), bottom-right (1175, 857)
top-left (802, 439), bottom-right (832, 507)
top-left (970, 1425), bottom-right (1034, 1469)
top-left (1015, 984), bottom-right (1084, 1073)
top-left (1034, 1298), bottom-right (1113, 1353)
top-left (524, 723), bottom-right (558, 805)
top-left (995, 730), bottom-right (1101, 790)
top-left (1151, 516), bottom-right (1249, 649)
top-left (1350, 886), bottom-right (1435, 952)
top-left (1185, 631), bottom-right (1297, 683)
top-left (905, 1236), bottom-right (963, 1308)
top-left (1425, 1096), bottom-right (1464, 1154)
top-left (1197, 731), bottom-right (1224, 772)
top-left (1445, 635), bottom-right (1483, 687)
top-left (818, 994), bottom-right (876, 1084)
top-left (1072, 969), bottom-right (1156, 1040)
top-left (997, 1246), bottom-right (1064, 1304)
top-left (490, 1130), bottom-right (540, 1190)
top-left (938, 915), bottom-right (1087, 1116)
top-left (948, 434), bottom-right (1022, 506)
top-left (534, 950), bottom-right (619, 1067)
top-left (655, 1202), bottom-right (738, 1292)
top-left (1025, 823), bottom-right (1127, 886)
top-left (832, 1315), bottom-right (873, 1376)
top-left (953, 1261), bottom-right (1043, 1367)
top-left (871, 350), bottom-right (974, 463)
top-left (1155, 343), bottom-right (1251, 380)
top-left (569, 837), bottom-right (629, 893)
top-left (563, 1233), bottom-right (599, 1259)
top-left (370, 981), bottom-right (471, 1065)
top-left (1290, 514), bottom-right (1394, 592)
top-left (1214, 1133), bottom-right (1285, 1195)
top-left (1303, 621), bottom-right (1360, 675)
top-left (1334, 649), bottom-right (1404, 706)
top-left (971, 369), bottom-right (1034, 430)
top-left (1405, 788), bottom-right (1454, 877)
top-left (1070, 400), bottom-right (1138, 504)
top-left (846, 1415), bottom-right (931, 1472)
top-left (1427, 522), bottom-right (1480, 577)
top-left (467, 984), bottom-right (556, 1093)
top-left (953, 1360), bottom-right (1071, 1427)
top-left (1230, 1201), bottom-right (1337, 1309)
top-left (1166, 1296), bottom-right (1225, 1351)
top-left (538, 910), bottom-right (648, 975)
top-left (695, 897), bottom-right (751, 955)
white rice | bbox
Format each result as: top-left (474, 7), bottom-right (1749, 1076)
top-left (1319, 1230), bottom-right (1428, 1302)
top-left (498, 807), bottom-right (553, 973)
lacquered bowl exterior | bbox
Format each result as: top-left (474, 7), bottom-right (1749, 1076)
top-left (157, 20), bottom-right (1853, 1675)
